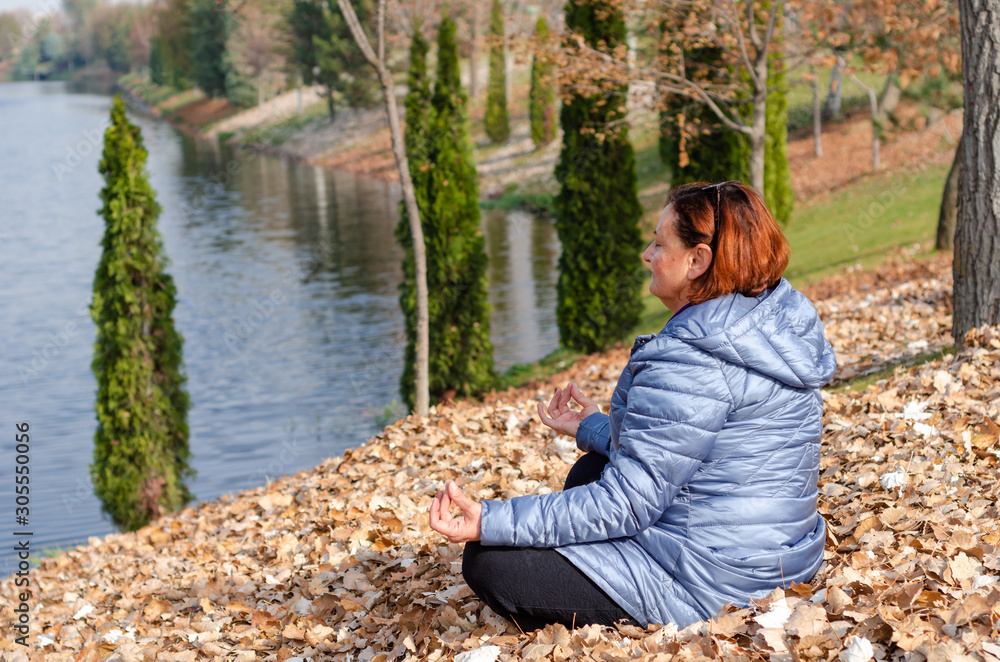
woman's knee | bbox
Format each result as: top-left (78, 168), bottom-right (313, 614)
top-left (461, 542), bottom-right (497, 596)
top-left (564, 452), bottom-right (610, 490)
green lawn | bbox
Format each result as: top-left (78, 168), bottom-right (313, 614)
top-left (782, 161), bottom-right (949, 286)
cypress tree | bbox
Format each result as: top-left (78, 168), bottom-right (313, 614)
top-left (555, 0), bottom-right (645, 351)
top-left (529, 15), bottom-right (556, 149)
top-left (90, 95), bottom-right (195, 532)
top-left (314, 0), bottom-right (379, 112)
top-left (186, 0), bottom-right (230, 97)
top-left (397, 16), bottom-right (495, 410)
top-left (729, 5), bottom-right (792, 222)
top-left (396, 25), bottom-right (434, 410)
top-left (763, 38), bottom-right (793, 224)
top-left (484, 0), bottom-right (510, 143)
top-left (150, 36), bottom-right (166, 86)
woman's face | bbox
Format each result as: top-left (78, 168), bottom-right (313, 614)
top-left (642, 204), bottom-right (708, 313)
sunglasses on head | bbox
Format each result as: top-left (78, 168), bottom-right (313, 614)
top-left (701, 180), bottom-right (742, 244)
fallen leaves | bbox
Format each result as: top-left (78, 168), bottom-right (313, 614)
top-left (1, 254), bottom-right (998, 662)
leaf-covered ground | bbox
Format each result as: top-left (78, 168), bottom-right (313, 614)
top-left (2, 254), bottom-right (999, 662)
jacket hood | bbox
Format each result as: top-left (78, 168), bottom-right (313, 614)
top-left (652, 278), bottom-right (837, 389)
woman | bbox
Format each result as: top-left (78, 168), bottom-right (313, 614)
top-left (429, 181), bottom-right (837, 631)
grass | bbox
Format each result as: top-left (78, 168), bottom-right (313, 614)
top-left (830, 346), bottom-right (957, 394)
top-left (234, 100), bottom-right (330, 146)
top-left (784, 62), bottom-right (888, 133)
top-left (27, 542), bottom-right (79, 566)
top-left (782, 161), bottom-right (949, 287)
top-left (479, 186), bottom-right (555, 216)
top-left (495, 346), bottom-right (584, 392)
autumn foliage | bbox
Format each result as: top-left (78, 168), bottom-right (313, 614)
top-left (5, 249), bottom-right (999, 661)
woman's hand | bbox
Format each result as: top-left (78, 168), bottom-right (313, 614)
top-left (429, 481), bottom-right (482, 543)
top-left (537, 382), bottom-right (602, 438)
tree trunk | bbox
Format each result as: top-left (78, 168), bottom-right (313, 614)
top-left (296, 71), bottom-right (303, 114)
top-left (749, 59), bottom-right (768, 193)
top-left (326, 86), bottom-right (335, 120)
top-left (937, 138), bottom-right (963, 252)
top-left (810, 63), bottom-right (822, 157)
top-left (848, 67), bottom-right (880, 170)
top-left (953, 0), bottom-right (1000, 345)
top-left (878, 75), bottom-right (901, 118)
top-left (748, 128), bottom-right (765, 192)
top-left (336, 0), bottom-right (430, 415)
top-left (822, 57), bottom-right (843, 120)
top-left (505, 51), bottom-right (513, 103)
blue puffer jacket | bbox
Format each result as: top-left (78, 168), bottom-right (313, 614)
top-left (479, 278), bottom-right (837, 628)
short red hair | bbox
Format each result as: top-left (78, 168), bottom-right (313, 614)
top-left (667, 181), bottom-right (789, 305)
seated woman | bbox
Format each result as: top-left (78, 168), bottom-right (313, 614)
top-left (429, 180), bottom-right (837, 631)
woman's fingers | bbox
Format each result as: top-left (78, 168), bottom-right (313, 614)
top-left (446, 481), bottom-right (482, 541)
top-left (448, 481), bottom-right (473, 509)
top-left (569, 383), bottom-right (601, 414)
top-left (547, 387), bottom-right (562, 416)
top-left (570, 382), bottom-right (597, 407)
top-left (561, 382), bottom-right (574, 409)
top-left (428, 482), bottom-right (481, 543)
top-left (429, 491), bottom-right (445, 531)
top-left (430, 488), bottom-right (457, 532)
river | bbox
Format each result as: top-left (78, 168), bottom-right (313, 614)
top-left (0, 80), bottom-right (560, 564)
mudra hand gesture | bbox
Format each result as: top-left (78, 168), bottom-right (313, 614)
top-left (536, 382), bottom-right (602, 438)
top-left (429, 382), bottom-right (602, 543)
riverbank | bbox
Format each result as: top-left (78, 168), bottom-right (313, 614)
top-left (117, 68), bottom-right (961, 213)
top-left (114, 67), bottom-right (966, 405)
top-left (2, 252), bottom-right (998, 662)
top-left (115, 67), bottom-right (962, 299)
top-left (117, 69), bottom-right (563, 203)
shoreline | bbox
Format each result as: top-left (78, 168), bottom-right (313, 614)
top-left (116, 72), bottom-right (567, 208)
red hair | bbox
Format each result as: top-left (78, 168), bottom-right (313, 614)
top-left (667, 181), bottom-right (790, 305)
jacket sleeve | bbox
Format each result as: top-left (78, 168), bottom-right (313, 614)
top-left (576, 412), bottom-right (611, 456)
top-left (480, 353), bottom-right (733, 548)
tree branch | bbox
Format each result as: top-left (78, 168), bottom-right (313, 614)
top-left (336, 0), bottom-right (379, 69)
top-left (724, 0), bottom-right (757, 84)
top-left (567, 36), bottom-right (751, 134)
top-left (377, 0), bottom-right (385, 65)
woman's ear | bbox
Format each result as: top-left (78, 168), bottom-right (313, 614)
top-left (687, 244), bottom-right (713, 281)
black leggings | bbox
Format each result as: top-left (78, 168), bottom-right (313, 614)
top-left (462, 452), bottom-right (640, 631)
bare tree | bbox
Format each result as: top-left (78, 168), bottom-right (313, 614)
top-left (230, 2), bottom-right (285, 106)
top-left (643, 0), bottom-right (783, 192)
top-left (336, 0), bottom-right (430, 415)
top-left (128, 4), bottom-right (155, 69)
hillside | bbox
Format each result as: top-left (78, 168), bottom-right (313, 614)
top-left (2, 252), bottom-right (998, 662)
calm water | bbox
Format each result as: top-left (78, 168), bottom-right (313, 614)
top-left (0, 81), bottom-right (560, 566)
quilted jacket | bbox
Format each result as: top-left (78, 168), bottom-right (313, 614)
top-left (479, 278), bottom-right (837, 628)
